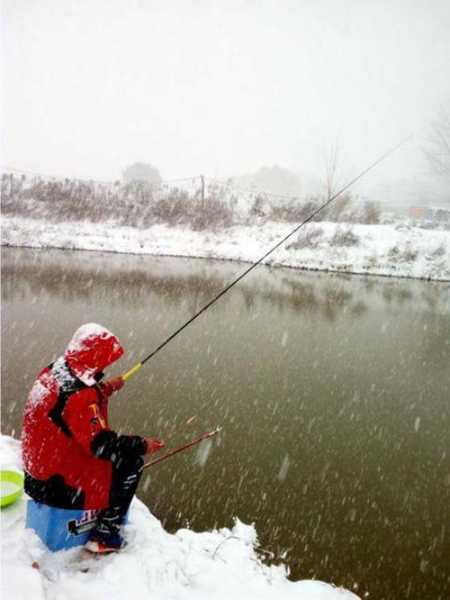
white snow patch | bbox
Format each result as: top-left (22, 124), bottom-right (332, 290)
top-left (28, 377), bottom-right (51, 408)
top-left (67, 323), bottom-right (115, 353)
top-left (0, 434), bottom-right (359, 600)
top-left (2, 216), bottom-right (449, 281)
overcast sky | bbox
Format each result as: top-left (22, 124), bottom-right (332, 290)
top-left (2, 0), bottom-right (450, 198)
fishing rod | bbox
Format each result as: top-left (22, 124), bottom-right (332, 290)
top-left (143, 427), bottom-right (221, 470)
top-left (121, 136), bottom-right (412, 382)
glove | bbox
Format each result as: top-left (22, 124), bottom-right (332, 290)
top-left (144, 437), bottom-right (165, 454)
top-left (101, 377), bottom-right (125, 396)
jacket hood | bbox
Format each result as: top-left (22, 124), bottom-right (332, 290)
top-left (64, 323), bottom-right (124, 386)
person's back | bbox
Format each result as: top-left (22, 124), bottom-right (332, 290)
top-left (22, 323), bottom-right (164, 552)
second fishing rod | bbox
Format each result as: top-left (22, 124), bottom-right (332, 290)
top-left (121, 137), bottom-right (411, 383)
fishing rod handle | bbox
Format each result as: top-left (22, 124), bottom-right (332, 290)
top-left (121, 362), bottom-right (142, 381)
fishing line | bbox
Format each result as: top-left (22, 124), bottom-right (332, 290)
top-left (122, 136), bottom-right (413, 382)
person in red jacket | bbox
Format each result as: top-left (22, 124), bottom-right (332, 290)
top-left (22, 323), bottom-right (164, 553)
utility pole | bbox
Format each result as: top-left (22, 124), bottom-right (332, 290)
top-left (200, 174), bottom-right (205, 208)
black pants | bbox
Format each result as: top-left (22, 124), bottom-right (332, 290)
top-left (94, 454), bottom-right (144, 536)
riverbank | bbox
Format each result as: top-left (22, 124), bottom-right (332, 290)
top-left (2, 216), bottom-right (449, 281)
top-left (0, 434), bottom-right (358, 600)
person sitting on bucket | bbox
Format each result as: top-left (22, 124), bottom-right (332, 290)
top-left (22, 323), bottom-right (164, 553)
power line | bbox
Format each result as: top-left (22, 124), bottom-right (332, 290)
top-left (1, 166), bottom-right (303, 201)
top-left (0, 165), bottom-right (202, 188)
top-left (0, 165), bottom-right (118, 185)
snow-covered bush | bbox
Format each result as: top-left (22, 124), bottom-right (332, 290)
top-left (360, 201), bottom-right (381, 224)
top-left (145, 190), bottom-right (233, 230)
top-left (287, 225), bottom-right (324, 250)
top-left (249, 194), bottom-right (272, 219)
top-left (270, 198), bottom-right (321, 223)
top-left (324, 197), bottom-right (381, 224)
top-left (330, 226), bottom-right (360, 247)
top-left (388, 244), bottom-right (418, 262)
top-left (1, 174), bottom-right (234, 231)
top-left (431, 244), bottom-right (446, 257)
top-left (401, 247), bottom-right (418, 262)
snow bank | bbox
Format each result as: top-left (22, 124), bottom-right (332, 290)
top-left (2, 216), bottom-right (449, 281)
top-left (0, 434), bottom-right (358, 600)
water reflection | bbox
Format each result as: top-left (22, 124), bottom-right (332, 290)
top-left (2, 247), bottom-right (450, 600)
top-left (3, 248), bottom-right (449, 318)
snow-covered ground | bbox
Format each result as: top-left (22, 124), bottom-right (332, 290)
top-left (0, 434), bottom-right (358, 600)
top-left (2, 216), bottom-right (449, 281)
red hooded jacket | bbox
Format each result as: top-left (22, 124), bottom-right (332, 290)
top-left (22, 324), bottom-right (147, 509)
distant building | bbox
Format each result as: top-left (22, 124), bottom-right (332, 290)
top-left (409, 206), bottom-right (450, 224)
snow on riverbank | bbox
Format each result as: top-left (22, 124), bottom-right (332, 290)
top-left (0, 435), bottom-right (358, 600)
top-left (2, 216), bottom-right (449, 281)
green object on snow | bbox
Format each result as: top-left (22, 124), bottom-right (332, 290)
top-left (0, 469), bottom-right (24, 508)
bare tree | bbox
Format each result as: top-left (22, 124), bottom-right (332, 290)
top-left (424, 107), bottom-right (450, 179)
top-left (322, 137), bottom-right (341, 200)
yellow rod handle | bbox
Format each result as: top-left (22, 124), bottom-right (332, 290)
top-left (121, 362), bottom-right (143, 382)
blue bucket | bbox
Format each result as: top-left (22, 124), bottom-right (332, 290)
top-left (26, 500), bottom-right (99, 551)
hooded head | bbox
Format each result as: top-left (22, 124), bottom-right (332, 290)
top-left (64, 323), bottom-right (124, 386)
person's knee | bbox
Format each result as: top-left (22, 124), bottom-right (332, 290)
top-left (124, 454), bottom-right (144, 474)
top-left (114, 452), bottom-right (143, 472)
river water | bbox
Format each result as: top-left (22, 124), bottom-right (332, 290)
top-left (1, 247), bottom-right (449, 599)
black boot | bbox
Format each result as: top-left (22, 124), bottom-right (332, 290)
top-left (86, 454), bottom-right (144, 553)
